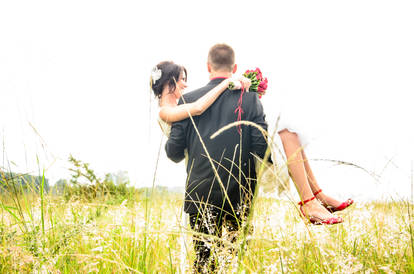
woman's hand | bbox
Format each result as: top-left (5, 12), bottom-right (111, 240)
top-left (239, 76), bottom-right (251, 91)
top-left (229, 76), bottom-right (251, 91)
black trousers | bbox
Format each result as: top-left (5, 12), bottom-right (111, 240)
top-left (189, 206), bottom-right (250, 273)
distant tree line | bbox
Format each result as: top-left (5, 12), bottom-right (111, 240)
top-left (1, 155), bottom-right (183, 203)
top-left (0, 171), bottom-right (49, 194)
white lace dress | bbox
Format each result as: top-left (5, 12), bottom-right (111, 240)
top-left (265, 97), bottom-right (313, 146)
top-left (256, 97), bottom-right (314, 196)
top-left (157, 118), bottom-right (171, 138)
top-left (158, 117), bottom-right (189, 272)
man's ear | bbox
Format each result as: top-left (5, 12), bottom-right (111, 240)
top-left (207, 63), bottom-right (212, 73)
top-left (232, 64), bottom-right (238, 74)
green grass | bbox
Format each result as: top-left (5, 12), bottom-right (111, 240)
top-left (0, 190), bottom-right (413, 273)
top-left (1, 120), bottom-right (412, 272)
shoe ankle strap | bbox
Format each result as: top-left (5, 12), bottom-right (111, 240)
top-left (298, 196), bottom-right (316, 206)
top-left (313, 189), bottom-right (322, 196)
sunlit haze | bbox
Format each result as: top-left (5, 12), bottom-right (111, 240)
top-left (1, 0), bottom-right (413, 201)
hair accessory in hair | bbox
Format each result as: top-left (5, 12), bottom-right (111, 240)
top-left (151, 66), bottom-right (162, 84)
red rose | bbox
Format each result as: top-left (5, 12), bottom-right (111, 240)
top-left (257, 77), bottom-right (268, 93)
top-left (255, 68), bottom-right (263, 77)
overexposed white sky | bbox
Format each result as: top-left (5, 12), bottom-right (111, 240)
top-left (1, 0), bottom-right (413, 201)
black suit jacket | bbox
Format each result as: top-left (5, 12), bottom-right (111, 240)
top-left (165, 78), bottom-right (269, 216)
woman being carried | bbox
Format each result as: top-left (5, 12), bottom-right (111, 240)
top-left (150, 61), bottom-right (353, 225)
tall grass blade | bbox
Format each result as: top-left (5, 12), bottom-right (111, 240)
top-left (410, 161), bottom-right (414, 264)
top-left (0, 203), bottom-right (21, 223)
top-left (40, 170), bottom-right (45, 237)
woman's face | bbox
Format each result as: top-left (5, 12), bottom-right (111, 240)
top-left (173, 70), bottom-right (187, 99)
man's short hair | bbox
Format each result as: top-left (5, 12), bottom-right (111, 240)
top-left (208, 43), bottom-right (235, 72)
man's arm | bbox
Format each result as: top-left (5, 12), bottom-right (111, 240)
top-left (165, 98), bottom-right (188, 163)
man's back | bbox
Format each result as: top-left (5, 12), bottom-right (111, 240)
top-left (166, 78), bottom-right (269, 216)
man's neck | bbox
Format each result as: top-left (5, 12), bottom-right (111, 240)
top-left (209, 71), bottom-right (232, 80)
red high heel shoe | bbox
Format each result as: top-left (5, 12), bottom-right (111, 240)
top-left (313, 189), bottom-right (354, 212)
top-left (298, 196), bottom-right (343, 225)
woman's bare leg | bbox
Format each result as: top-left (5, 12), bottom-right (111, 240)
top-left (301, 150), bottom-right (343, 208)
top-left (279, 129), bottom-right (333, 219)
top-left (278, 130), bottom-right (312, 200)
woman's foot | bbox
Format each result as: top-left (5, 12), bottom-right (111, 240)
top-left (313, 189), bottom-right (354, 212)
top-left (299, 197), bottom-right (343, 225)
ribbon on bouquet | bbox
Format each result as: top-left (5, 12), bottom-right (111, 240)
top-left (234, 85), bottom-right (245, 134)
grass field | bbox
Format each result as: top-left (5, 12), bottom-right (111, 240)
top-left (1, 188), bottom-right (413, 273)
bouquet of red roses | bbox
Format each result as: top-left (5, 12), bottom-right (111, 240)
top-left (229, 67), bottom-right (268, 98)
top-left (232, 67), bottom-right (268, 133)
top-left (242, 68), bottom-right (268, 98)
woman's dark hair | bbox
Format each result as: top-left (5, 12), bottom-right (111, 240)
top-left (150, 61), bottom-right (187, 99)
